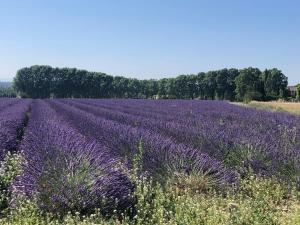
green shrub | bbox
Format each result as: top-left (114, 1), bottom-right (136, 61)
top-left (1, 147), bottom-right (299, 225)
top-left (2, 175), bottom-right (299, 225)
top-left (0, 152), bottom-right (23, 214)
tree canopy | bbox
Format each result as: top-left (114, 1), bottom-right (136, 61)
top-left (13, 65), bottom-right (289, 101)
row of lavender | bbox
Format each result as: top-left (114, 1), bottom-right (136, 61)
top-left (47, 100), bottom-right (234, 182)
top-left (55, 99), bottom-right (300, 183)
top-left (0, 98), bottom-right (31, 160)
top-left (8, 98), bottom-right (300, 215)
top-left (14, 100), bottom-right (134, 214)
top-left (14, 99), bottom-right (235, 214)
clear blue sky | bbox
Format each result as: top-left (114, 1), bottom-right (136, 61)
top-left (0, 0), bottom-right (299, 85)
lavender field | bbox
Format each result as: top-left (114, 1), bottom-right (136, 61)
top-left (1, 98), bottom-right (300, 224)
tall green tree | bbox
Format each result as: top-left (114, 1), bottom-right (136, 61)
top-left (204, 71), bottom-right (217, 100)
top-left (216, 69), bottom-right (229, 100)
top-left (262, 69), bottom-right (288, 100)
top-left (195, 72), bottom-right (206, 99)
top-left (235, 67), bottom-right (263, 102)
top-left (296, 84), bottom-right (300, 101)
top-left (146, 79), bottom-right (158, 99)
top-left (14, 65), bottom-right (53, 98)
top-left (127, 78), bottom-right (141, 98)
top-left (174, 75), bottom-right (190, 99)
top-left (113, 76), bottom-right (129, 98)
top-left (157, 78), bottom-right (168, 98)
top-left (224, 68), bottom-right (239, 101)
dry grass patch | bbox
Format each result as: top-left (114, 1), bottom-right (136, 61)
top-left (247, 101), bottom-right (300, 115)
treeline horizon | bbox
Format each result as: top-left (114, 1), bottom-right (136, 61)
top-left (0, 82), bottom-right (16, 98)
top-left (13, 65), bottom-right (293, 101)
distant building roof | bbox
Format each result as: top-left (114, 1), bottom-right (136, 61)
top-left (288, 86), bottom-right (297, 92)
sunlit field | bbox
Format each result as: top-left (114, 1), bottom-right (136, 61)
top-left (248, 101), bottom-right (300, 115)
top-left (1, 98), bottom-right (300, 224)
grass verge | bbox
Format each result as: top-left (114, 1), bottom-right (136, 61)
top-left (0, 151), bottom-right (300, 225)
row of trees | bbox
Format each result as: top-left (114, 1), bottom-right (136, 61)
top-left (13, 65), bottom-right (289, 101)
top-left (0, 83), bottom-right (16, 98)
top-left (0, 86), bottom-right (16, 98)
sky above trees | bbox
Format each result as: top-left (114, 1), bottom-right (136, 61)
top-left (0, 0), bottom-right (299, 84)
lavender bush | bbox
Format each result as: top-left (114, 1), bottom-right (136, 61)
top-left (48, 100), bottom-right (236, 185)
top-left (0, 99), bottom-right (31, 160)
top-left (54, 99), bottom-right (300, 183)
top-left (14, 101), bottom-right (134, 215)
